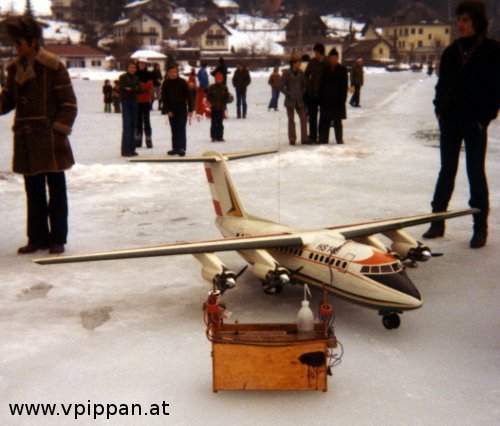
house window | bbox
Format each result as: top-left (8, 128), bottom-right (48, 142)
top-left (445, 28), bottom-right (450, 34)
top-left (418, 28), bottom-right (423, 34)
top-left (418, 40), bottom-right (423, 48)
top-left (150, 38), bottom-right (156, 45)
top-left (404, 28), bottom-right (408, 36)
top-left (379, 48), bottom-right (383, 55)
top-left (411, 28), bottom-right (415, 34)
top-left (428, 34), bottom-right (432, 40)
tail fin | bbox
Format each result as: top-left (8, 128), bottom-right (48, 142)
top-left (130, 149), bottom-right (277, 219)
top-left (203, 151), bottom-right (247, 218)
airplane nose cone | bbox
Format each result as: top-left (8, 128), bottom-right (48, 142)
top-left (368, 271), bottom-right (422, 301)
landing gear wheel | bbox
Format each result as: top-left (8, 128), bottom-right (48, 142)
top-left (382, 313), bottom-right (401, 330)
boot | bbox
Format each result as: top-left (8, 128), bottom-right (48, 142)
top-left (470, 227), bottom-right (487, 248)
top-left (146, 136), bottom-right (153, 148)
top-left (422, 220), bottom-right (445, 239)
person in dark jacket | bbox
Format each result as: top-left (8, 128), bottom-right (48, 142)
top-left (161, 64), bottom-right (193, 156)
top-left (0, 17), bottom-right (77, 254)
top-left (305, 43), bottom-right (328, 142)
top-left (232, 61), bottom-right (251, 118)
top-left (280, 54), bottom-right (309, 145)
top-left (207, 72), bottom-right (231, 142)
top-left (135, 58), bottom-right (154, 148)
top-left (102, 79), bottom-right (112, 113)
top-left (423, 0), bottom-right (499, 248)
top-left (119, 61), bottom-right (142, 157)
top-left (349, 57), bottom-right (364, 107)
top-left (211, 57), bottom-right (228, 85)
top-left (318, 48), bottom-right (348, 144)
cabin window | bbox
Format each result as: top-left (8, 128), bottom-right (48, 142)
top-left (319, 256), bottom-right (324, 263)
top-left (309, 253), bottom-right (313, 259)
top-left (342, 262), bottom-right (348, 269)
top-left (361, 266), bottom-right (370, 273)
top-left (371, 266), bottom-right (380, 273)
top-left (381, 265), bottom-right (392, 273)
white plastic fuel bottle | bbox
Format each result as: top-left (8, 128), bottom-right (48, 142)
top-left (297, 284), bottom-right (314, 333)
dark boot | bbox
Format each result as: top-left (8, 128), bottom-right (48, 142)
top-left (422, 220), bottom-right (445, 239)
top-left (470, 212), bottom-right (488, 248)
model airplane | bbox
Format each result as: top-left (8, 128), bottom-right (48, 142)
top-left (34, 150), bottom-right (477, 329)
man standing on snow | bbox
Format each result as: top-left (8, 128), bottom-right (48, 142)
top-left (232, 61), bottom-right (251, 119)
top-left (318, 48), bottom-right (348, 144)
top-left (161, 64), bottom-right (193, 156)
top-left (0, 17), bottom-right (77, 255)
top-left (423, 0), bottom-right (499, 248)
top-left (304, 43), bottom-right (328, 143)
top-left (349, 57), bottom-right (364, 107)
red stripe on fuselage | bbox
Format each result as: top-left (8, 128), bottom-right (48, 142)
top-left (213, 199), bottom-right (223, 216)
top-left (205, 167), bottom-right (214, 183)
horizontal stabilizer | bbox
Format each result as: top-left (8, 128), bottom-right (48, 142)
top-left (129, 149), bottom-right (278, 163)
top-left (332, 209), bottom-right (479, 239)
top-left (34, 233), bottom-right (305, 265)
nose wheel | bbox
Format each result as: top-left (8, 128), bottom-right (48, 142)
top-left (381, 312), bottom-right (401, 330)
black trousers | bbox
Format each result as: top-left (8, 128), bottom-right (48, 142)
top-left (349, 84), bottom-right (361, 106)
top-left (24, 172), bottom-right (68, 246)
top-left (136, 102), bottom-right (152, 147)
top-left (306, 97), bottom-right (320, 141)
top-left (318, 108), bottom-right (343, 144)
top-left (168, 107), bottom-right (188, 152)
top-left (211, 109), bottom-right (224, 140)
top-left (431, 118), bottom-right (489, 225)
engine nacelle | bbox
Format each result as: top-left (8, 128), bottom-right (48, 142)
top-left (384, 230), bottom-right (431, 262)
top-left (193, 253), bottom-right (237, 293)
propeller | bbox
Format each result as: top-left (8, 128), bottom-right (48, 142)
top-left (262, 264), bottom-right (290, 294)
top-left (405, 242), bottom-right (443, 264)
top-left (213, 265), bottom-right (248, 294)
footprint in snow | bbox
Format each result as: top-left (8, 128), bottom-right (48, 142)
top-left (17, 282), bottom-right (53, 300)
top-left (80, 306), bottom-right (113, 330)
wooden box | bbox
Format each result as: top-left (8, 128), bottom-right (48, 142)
top-left (211, 323), bottom-right (329, 392)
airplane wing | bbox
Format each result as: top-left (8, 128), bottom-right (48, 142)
top-left (33, 233), bottom-right (306, 265)
top-left (329, 209), bottom-right (479, 239)
top-left (128, 149), bottom-right (278, 163)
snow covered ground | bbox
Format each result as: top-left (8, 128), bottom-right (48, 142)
top-left (0, 70), bottom-right (499, 425)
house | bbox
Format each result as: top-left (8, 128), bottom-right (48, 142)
top-left (44, 44), bottom-right (109, 69)
top-left (112, 0), bottom-right (177, 47)
top-left (282, 12), bottom-right (328, 55)
top-left (381, 2), bottom-right (451, 64)
top-left (343, 38), bottom-right (393, 65)
top-left (183, 19), bottom-right (231, 53)
top-left (51, 0), bottom-right (73, 21)
top-left (113, 14), bottom-right (163, 47)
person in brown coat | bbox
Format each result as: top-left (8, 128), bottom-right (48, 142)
top-left (0, 17), bottom-right (77, 254)
top-left (267, 65), bottom-right (281, 111)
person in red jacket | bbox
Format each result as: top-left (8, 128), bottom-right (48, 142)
top-left (135, 58), bottom-right (154, 148)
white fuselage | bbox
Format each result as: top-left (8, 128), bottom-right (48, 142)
top-left (216, 216), bottom-right (422, 312)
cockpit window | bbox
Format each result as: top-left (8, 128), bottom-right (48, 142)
top-left (361, 262), bottom-right (402, 275)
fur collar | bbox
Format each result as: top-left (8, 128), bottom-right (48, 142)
top-left (14, 48), bottom-right (60, 85)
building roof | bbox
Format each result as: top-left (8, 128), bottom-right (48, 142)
top-left (183, 20), bottom-right (231, 38)
top-left (284, 13), bottom-right (328, 32)
top-left (389, 2), bottom-right (442, 25)
top-left (344, 38), bottom-right (391, 56)
top-left (44, 44), bottom-right (106, 57)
